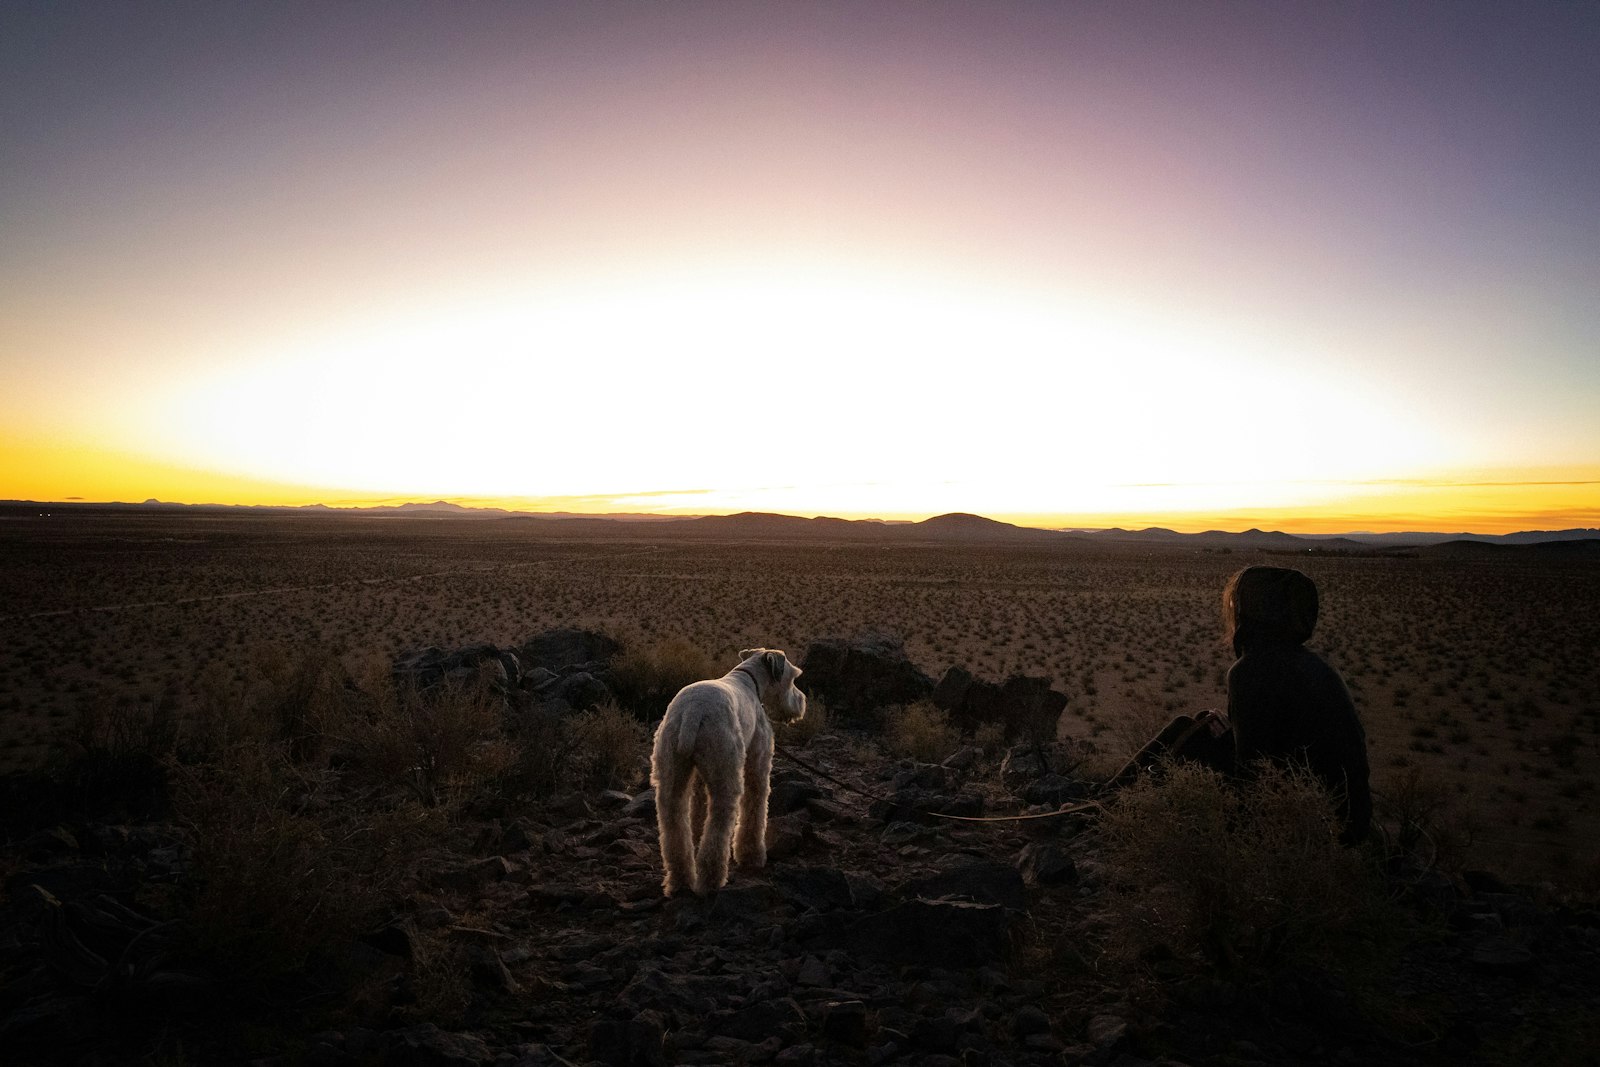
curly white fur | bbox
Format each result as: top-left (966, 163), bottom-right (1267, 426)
top-left (650, 648), bottom-right (805, 896)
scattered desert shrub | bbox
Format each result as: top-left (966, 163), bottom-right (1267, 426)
top-left (497, 707), bottom-right (582, 799)
top-left (1099, 761), bottom-right (1399, 980)
top-left (347, 667), bottom-right (510, 806)
top-left (250, 645), bottom-right (359, 762)
top-left (609, 636), bottom-right (718, 719)
top-left (172, 743), bottom-right (442, 978)
top-left (886, 701), bottom-right (962, 763)
top-left (1376, 763), bottom-right (1478, 872)
top-left (49, 690), bottom-right (180, 815)
top-left (569, 700), bottom-right (649, 790)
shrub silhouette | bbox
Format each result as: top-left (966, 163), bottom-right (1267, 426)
top-left (886, 701), bottom-right (962, 763)
top-left (1099, 761), bottom-right (1399, 980)
top-left (609, 636), bottom-right (717, 720)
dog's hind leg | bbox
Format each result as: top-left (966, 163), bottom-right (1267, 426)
top-left (734, 737), bottom-right (772, 869)
top-left (694, 772), bottom-right (742, 893)
top-left (690, 774), bottom-right (710, 852)
top-left (655, 764), bottom-right (696, 898)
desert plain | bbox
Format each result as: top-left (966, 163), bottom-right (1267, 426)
top-left (1, 505), bottom-right (1596, 889)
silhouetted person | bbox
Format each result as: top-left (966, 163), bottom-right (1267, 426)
top-left (1110, 566), bottom-right (1371, 844)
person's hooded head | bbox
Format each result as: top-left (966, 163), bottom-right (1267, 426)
top-left (1223, 566), bottom-right (1318, 655)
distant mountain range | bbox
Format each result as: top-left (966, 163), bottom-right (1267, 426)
top-left (4, 499), bottom-right (1596, 552)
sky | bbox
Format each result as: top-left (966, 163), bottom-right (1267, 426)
top-left (3, 1), bottom-right (1597, 534)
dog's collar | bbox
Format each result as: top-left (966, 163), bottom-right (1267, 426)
top-left (732, 665), bottom-right (764, 699)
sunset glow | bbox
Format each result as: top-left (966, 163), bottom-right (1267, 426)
top-left (4, 2), bottom-right (1597, 534)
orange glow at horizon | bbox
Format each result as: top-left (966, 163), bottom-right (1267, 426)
top-left (5, 429), bottom-right (1593, 536)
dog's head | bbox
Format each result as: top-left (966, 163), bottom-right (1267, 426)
top-left (739, 647), bottom-right (806, 725)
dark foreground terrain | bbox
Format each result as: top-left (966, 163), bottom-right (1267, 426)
top-left (3, 687), bottom-right (1600, 1062)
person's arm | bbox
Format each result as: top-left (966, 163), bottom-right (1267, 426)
top-left (1226, 657), bottom-right (1276, 773)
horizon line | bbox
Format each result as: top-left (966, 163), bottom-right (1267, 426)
top-left (6, 496), bottom-right (1596, 540)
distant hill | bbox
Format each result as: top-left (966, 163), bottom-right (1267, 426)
top-left (3, 500), bottom-right (1594, 553)
top-left (1420, 537), bottom-right (1600, 559)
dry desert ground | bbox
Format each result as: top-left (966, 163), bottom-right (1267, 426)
top-left (2, 508), bottom-right (1595, 887)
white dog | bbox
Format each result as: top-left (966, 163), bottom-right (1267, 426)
top-left (650, 648), bottom-right (806, 896)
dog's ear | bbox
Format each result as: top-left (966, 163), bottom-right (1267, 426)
top-left (763, 650), bottom-right (787, 681)
top-left (739, 648), bottom-right (764, 662)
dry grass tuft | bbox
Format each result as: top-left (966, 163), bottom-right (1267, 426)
top-left (610, 636), bottom-right (718, 719)
top-left (569, 700), bottom-right (649, 790)
top-left (1098, 761), bottom-right (1400, 980)
top-left (886, 701), bottom-right (963, 763)
top-left (172, 743), bottom-right (442, 979)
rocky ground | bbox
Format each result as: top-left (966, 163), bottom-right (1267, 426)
top-left (5, 722), bottom-right (1599, 1067)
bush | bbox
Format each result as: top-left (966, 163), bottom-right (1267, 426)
top-left (173, 743), bottom-right (441, 979)
top-left (609, 637), bottom-right (717, 719)
top-left (349, 665), bottom-right (511, 807)
top-left (1099, 761), bottom-right (1399, 980)
top-left (49, 690), bottom-right (180, 816)
top-left (569, 701), bottom-right (649, 790)
top-left (886, 701), bottom-right (962, 763)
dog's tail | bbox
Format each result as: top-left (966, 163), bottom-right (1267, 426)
top-left (672, 707), bottom-right (704, 759)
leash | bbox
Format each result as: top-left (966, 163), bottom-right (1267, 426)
top-left (772, 739), bottom-right (1104, 824)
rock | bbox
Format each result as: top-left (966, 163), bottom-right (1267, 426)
top-left (769, 773), bottom-right (826, 815)
top-left (999, 742), bottom-right (1081, 794)
top-left (19, 827), bottom-right (79, 860)
top-left (815, 898), bottom-right (1013, 966)
top-left (931, 665), bottom-right (975, 713)
top-left (891, 763), bottom-right (951, 791)
top-left (519, 628), bottom-right (623, 672)
top-left (933, 668), bottom-right (1069, 738)
top-left (715, 997), bottom-right (807, 1042)
top-left (544, 671), bottom-right (613, 713)
top-left (361, 924), bottom-right (415, 960)
top-left (941, 746), bottom-right (983, 773)
top-left (902, 860), bottom-right (1027, 912)
top-left (1086, 1013), bottom-right (1127, 1049)
top-left (708, 884), bottom-right (790, 926)
top-left (380, 1024), bottom-right (493, 1066)
top-left (436, 856), bottom-right (511, 893)
top-left (799, 634), bottom-right (934, 720)
top-left (522, 667), bottom-right (558, 691)
top-left (868, 787), bottom-right (984, 824)
top-left (466, 945), bottom-right (519, 993)
top-left (822, 1000), bottom-right (872, 1046)
top-left (772, 866), bottom-right (858, 911)
top-left (796, 955), bottom-right (830, 986)
top-left (1470, 937), bottom-right (1534, 972)
top-left (1012, 1005), bottom-right (1051, 1038)
top-left (394, 644), bottom-right (515, 694)
top-left (1016, 843), bottom-right (1078, 887)
top-left (765, 813), bottom-right (811, 861)
top-left (589, 1012), bottom-right (667, 1067)
top-left (1021, 772), bottom-right (1089, 806)
top-left (624, 789), bottom-right (657, 819)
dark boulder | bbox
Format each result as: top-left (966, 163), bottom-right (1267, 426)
top-left (394, 644), bottom-right (516, 694)
top-left (933, 666), bottom-right (1068, 739)
top-left (813, 897), bottom-right (1013, 967)
top-left (799, 634), bottom-right (933, 720)
top-left (518, 629), bottom-right (623, 672)
top-left (901, 860), bottom-right (1027, 912)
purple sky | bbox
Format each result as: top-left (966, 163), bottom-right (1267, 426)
top-left (3, 2), bottom-right (1597, 529)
